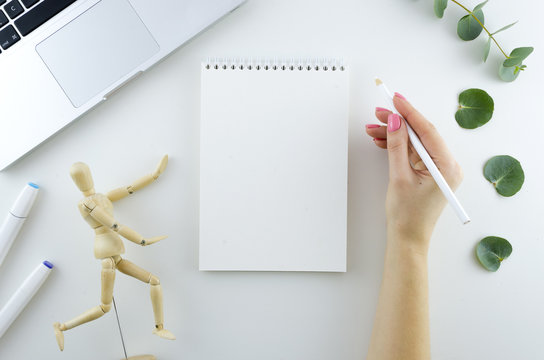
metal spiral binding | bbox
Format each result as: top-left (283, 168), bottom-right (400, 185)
top-left (203, 58), bottom-right (345, 71)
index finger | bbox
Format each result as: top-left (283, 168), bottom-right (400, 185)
top-left (393, 94), bottom-right (451, 159)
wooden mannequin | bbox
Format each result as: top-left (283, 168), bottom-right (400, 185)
top-left (53, 155), bottom-right (175, 354)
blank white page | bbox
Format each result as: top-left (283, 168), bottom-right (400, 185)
top-left (200, 60), bottom-right (348, 271)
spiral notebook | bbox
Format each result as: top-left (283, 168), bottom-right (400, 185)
top-left (199, 59), bottom-right (349, 272)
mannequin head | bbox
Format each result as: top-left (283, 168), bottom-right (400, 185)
top-left (70, 162), bottom-right (95, 196)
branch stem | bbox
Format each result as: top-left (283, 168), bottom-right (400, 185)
top-left (450, 0), bottom-right (510, 58)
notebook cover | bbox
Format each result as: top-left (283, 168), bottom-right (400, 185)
top-left (199, 59), bottom-right (348, 272)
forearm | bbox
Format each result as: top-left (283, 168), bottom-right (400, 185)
top-left (84, 201), bottom-right (145, 245)
top-left (106, 175), bottom-right (157, 202)
top-left (116, 224), bottom-right (145, 245)
top-left (107, 155), bottom-right (168, 202)
top-left (366, 232), bottom-right (430, 360)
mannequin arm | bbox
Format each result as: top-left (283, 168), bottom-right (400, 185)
top-left (83, 199), bottom-right (166, 246)
top-left (107, 155), bottom-right (168, 202)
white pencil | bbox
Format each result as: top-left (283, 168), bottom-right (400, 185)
top-left (375, 78), bottom-right (470, 225)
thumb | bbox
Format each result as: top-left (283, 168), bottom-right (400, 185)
top-left (386, 113), bottom-right (411, 178)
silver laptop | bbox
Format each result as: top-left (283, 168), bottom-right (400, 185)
top-left (0, 0), bottom-right (246, 170)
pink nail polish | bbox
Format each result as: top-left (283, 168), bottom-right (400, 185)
top-left (366, 124), bottom-right (380, 129)
top-left (394, 92), bottom-right (406, 100)
top-left (387, 113), bottom-right (401, 132)
top-left (375, 107), bottom-right (390, 112)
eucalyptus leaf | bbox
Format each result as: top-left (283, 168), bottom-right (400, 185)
top-left (491, 21), bottom-right (518, 36)
top-left (484, 155), bottom-right (524, 196)
top-left (483, 37), bottom-right (491, 62)
top-left (473, 0), bottom-right (488, 12)
top-left (455, 89), bottom-right (494, 129)
top-left (457, 8), bottom-right (485, 41)
top-left (499, 62), bottom-right (520, 81)
top-left (503, 46), bottom-right (534, 67)
top-left (434, 0), bottom-right (448, 18)
top-left (476, 236), bottom-right (512, 272)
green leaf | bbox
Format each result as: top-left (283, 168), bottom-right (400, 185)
top-left (499, 61), bottom-right (520, 81)
top-left (503, 47), bottom-right (534, 67)
top-left (476, 236), bottom-right (512, 272)
top-left (434, 0), bottom-right (448, 18)
top-left (483, 155), bottom-right (525, 196)
top-left (473, 0), bottom-right (488, 12)
top-left (457, 8), bottom-right (485, 41)
top-left (491, 21), bottom-right (518, 36)
top-left (483, 37), bottom-right (491, 62)
top-left (455, 89), bottom-right (494, 129)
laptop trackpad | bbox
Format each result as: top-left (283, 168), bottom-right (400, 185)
top-left (36, 0), bottom-right (159, 107)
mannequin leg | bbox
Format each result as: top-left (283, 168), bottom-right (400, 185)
top-left (114, 255), bottom-right (175, 340)
top-left (53, 257), bottom-right (116, 351)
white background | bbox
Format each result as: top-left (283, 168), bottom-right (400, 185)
top-left (0, 0), bottom-right (543, 359)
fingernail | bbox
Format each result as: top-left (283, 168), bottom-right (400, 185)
top-left (366, 124), bottom-right (380, 129)
top-left (387, 113), bottom-right (401, 132)
top-left (373, 138), bottom-right (386, 141)
top-left (375, 107), bottom-right (390, 112)
top-left (394, 92), bottom-right (406, 100)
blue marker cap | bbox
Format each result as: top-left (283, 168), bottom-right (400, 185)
top-left (28, 182), bottom-right (39, 189)
top-left (43, 261), bottom-right (54, 269)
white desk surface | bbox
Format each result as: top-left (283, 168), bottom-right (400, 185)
top-left (1, 0), bottom-right (543, 359)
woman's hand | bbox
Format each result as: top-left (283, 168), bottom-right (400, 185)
top-left (365, 93), bottom-right (463, 248)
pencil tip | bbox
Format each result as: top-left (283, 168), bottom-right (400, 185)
top-left (374, 78), bottom-right (382, 86)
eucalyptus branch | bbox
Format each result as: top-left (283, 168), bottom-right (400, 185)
top-left (432, 0), bottom-right (533, 81)
top-left (450, 0), bottom-right (509, 58)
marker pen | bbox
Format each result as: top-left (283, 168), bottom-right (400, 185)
top-left (0, 261), bottom-right (54, 338)
top-left (0, 183), bottom-right (39, 267)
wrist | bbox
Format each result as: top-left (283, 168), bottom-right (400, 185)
top-left (386, 224), bottom-right (432, 257)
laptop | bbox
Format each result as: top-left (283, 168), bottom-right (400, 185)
top-left (0, 0), bottom-right (246, 170)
